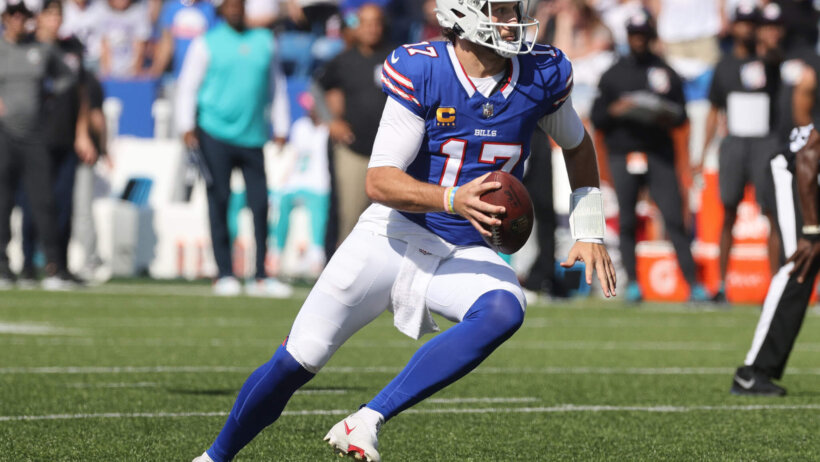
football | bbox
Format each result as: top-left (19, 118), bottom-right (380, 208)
top-left (480, 171), bottom-right (534, 254)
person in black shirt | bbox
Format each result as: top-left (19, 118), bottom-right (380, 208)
top-left (0, 0), bottom-right (81, 289)
top-left (699, 5), bottom-right (783, 303)
top-left (591, 10), bottom-right (708, 303)
top-left (316, 3), bottom-right (391, 247)
top-left (16, 0), bottom-right (96, 287)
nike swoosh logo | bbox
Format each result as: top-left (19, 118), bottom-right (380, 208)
top-left (344, 421), bottom-right (356, 435)
top-left (390, 51), bottom-right (399, 64)
top-left (735, 375), bottom-right (755, 389)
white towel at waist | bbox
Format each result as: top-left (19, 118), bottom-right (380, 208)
top-left (356, 204), bottom-right (456, 339)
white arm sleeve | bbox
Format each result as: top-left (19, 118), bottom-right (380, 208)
top-left (269, 55), bottom-right (290, 139)
top-left (368, 97), bottom-right (426, 170)
top-left (537, 96), bottom-right (585, 150)
top-left (175, 37), bottom-right (209, 134)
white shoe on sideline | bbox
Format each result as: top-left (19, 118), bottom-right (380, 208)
top-left (213, 276), bottom-right (241, 296)
top-left (42, 275), bottom-right (76, 292)
top-left (245, 278), bottom-right (293, 298)
top-left (325, 408), bottom-right (383, 461)
top-left (191, 452), bottom-right (214, 462)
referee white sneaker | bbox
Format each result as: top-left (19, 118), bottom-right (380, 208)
top-left (325, 407), bottom-right (384, 461)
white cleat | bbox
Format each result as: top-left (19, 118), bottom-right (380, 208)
top-left (245, 277), bottom-right (293, 298)
top-left (191, 452), bottom-right (214, 462)
top-left (324, 408), bottom-right (383, 462)
top-left (213, 276), bottom-right (242, 296)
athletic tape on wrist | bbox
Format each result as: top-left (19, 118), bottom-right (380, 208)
top-left (569, 187), bottom-right (605, 241)
top-left (443, 187), bottom-right (452, 213)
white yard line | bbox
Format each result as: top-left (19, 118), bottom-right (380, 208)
top-left (4, 365), bottom-right (820, 375)
top-left (1, 404), bottom-right (818, 422)
top-left (5, 336), bottom-right (820, 353)
top-left (66, 382), bottom-right (159, 389)
top-left (0, 322), bottom-right (81, 335)
top-left (426, 397), bottom-right (539, 404)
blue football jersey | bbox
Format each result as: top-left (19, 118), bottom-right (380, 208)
top-left (380, 40), bottom-right (574, 246)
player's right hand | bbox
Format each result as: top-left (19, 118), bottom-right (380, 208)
top-left (787, 238), bottom-right (820, 283)
top-left (452, 172), bottom-right (505, 238)
top-left (329, 119), bottom-right (355, 145)
top-left (183, 131), bottom-right (198, 149)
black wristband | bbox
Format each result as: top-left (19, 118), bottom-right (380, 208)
top-left (803, 233), bottom-right (820, 242)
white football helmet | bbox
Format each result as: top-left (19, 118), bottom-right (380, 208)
top-left (435, 0), bottom-right (539, 58)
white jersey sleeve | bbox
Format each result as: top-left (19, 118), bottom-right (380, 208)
top-left (175, 37), bottom-right (209, 134)
top-left (368, 97), bottom-right (426, 171)
top-left (537, 96), bottom-right (585, 150)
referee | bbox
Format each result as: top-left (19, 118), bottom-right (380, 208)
top-left (732, 123), bottom-right (819, 396)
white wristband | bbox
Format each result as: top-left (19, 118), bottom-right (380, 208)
top-left (569, 187), bottom-right (605, 241)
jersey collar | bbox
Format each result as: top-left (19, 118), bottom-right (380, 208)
top-left (446, 42), bottom-right (519, 99)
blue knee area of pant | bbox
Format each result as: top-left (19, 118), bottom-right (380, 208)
top-left (366, 289), bottom-right (523, 421)
top-left (463, 289), bottom-right (525, 345)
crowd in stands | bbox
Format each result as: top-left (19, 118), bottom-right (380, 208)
top-left (1, 0), bottom-right (819, 300)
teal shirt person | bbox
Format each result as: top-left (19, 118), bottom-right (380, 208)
top-left (176, 23), bottom-right (290, 148)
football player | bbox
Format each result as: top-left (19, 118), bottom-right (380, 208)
top-left (193, 0), bottom-right (616, 461)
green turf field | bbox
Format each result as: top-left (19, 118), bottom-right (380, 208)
top-left (1, 283), bottom-right (818, 461)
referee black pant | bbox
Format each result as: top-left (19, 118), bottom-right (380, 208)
top-left (743, 152), bottom-right (820, 379)
top-left (0, 128), bottom-right (60, 271)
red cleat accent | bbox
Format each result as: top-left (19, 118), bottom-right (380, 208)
top-left (348, 444), bottom-right (366, 458)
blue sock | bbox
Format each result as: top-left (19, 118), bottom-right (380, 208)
top-left (367, 290), bottom-right (524, 420)
top-left (207, 345), bottom-right (314, 462)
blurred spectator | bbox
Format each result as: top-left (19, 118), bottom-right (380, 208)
top-left (650, 0), bottom-right (724, 79)
top-left (698, 4), bottom-right (782, 302)
top-left (543, 0), bottom-right (615, 119)
top-left (16, 0), bottom-right (97, 288)
top-left (148, 0), bottom-right (217, 78)
top-left (245, 0), bottom-right (281, 28)
top-left (59, 0), bottom-right (105, 68)
top-left (551, 0), bottom-right (613, 60)
top-left (410, 0), bottom-right (442, 42)
top-left (286, 0), bottom-right (340, 35)
top-left (772, 4), bottom-right (820, 143)
top-left (791, 34), bottom-right (820, 131)
top-left (0, 0), bottom-right (79, 289)
top-left (72, 72), bottom-right (109, 283)
top-left (316, 3), bottom-right (390, 246)
top-left (522, 128), bottom-right (565, 300)
top-left (765, 0), bottom-right (818, 54)
top-left (274, 92), bottom-right (330, 276)
top-left (591, 10), bottom-right (709, 302)
top-left (596, 0), bottom-right (648, 55)
top-left (175, 0), bottom-right (292, 297)
top-left (97, 0), bottom-right (151, 77)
